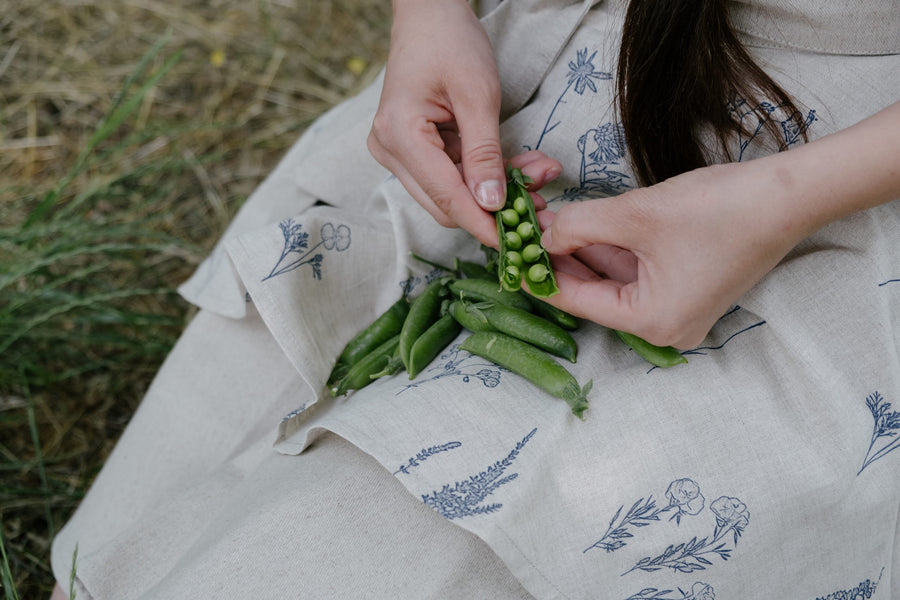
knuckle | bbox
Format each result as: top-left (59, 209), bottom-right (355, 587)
top-left (369, 110), bottom-right (395, 147)
top-left (462, 140), bottom-right (503, 168)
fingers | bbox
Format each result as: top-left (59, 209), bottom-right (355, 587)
top-left (540, 195), bottom-right (646, 257)
top-left (549, 268), bottom-right (636, 333)
top-left (509, 150), bottom-right (563, 193)
top-left (453, 84), bottom-right (506, 211)
top-left (537, 209), bottom-right (638, 282)
top-left (385, 148), bottom-right (499, 247)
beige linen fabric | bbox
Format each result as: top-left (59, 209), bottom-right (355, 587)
top-left (50, 308), bottom-right (535, 599)
top-left (52, 0), bottom-right (900, 598)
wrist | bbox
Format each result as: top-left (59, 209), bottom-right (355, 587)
top-left (745, 101), bottom-right (900, 241)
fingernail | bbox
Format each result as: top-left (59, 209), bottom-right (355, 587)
top-left (541, 228), bottom-right (552, 249)
top-left (475, 180), bottom-right (504, 210)
top-left (546, 167), bottom-right (562, 181)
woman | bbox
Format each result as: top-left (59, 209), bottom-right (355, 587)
top-left (52, 1), bottom-right (899, 598)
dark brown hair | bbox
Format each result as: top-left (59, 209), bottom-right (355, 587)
top-left (617, 0), bottom-right (807, 185)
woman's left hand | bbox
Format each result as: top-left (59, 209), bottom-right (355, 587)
top-left (537, 160), bottom-right (808, 349)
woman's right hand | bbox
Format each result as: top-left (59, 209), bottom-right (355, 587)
top-left (367, 0), bottom-right (507, 247)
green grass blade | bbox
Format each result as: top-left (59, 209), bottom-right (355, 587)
top-left (23, 35), bottom-right (181, 229)
top-left (0, 525), bottom-right (20, 600)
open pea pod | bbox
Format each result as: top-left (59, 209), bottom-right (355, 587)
top-left (496, 166), bottom-right (559, 298)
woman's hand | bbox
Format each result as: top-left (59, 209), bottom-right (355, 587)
top-left (537, 161), bottom-right (817, 349)
top-left (368, 0), bottom-right (507, 246)
top-left (540, 101), bottom-right (900, 349)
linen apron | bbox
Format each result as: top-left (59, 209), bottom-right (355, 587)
top-left (52, 1), bottom-right (900, 598)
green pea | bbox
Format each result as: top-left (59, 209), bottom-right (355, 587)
top-left (515, 221), bottom-right (535, 241)
top-left (615, 330), bottom-right (688, 368)
top-left (503, 264), bottom-right (520, 288)
top-left (513, 195), bottom-right (529, 215)
top-left (527, 263), bottom-right (550, 283)
top-left (328, 296), bottom-right (410, 385)
top-left (504, 231), bottom-right (523, 250)
top-left (522, 244), bottom-right (543, 263)
top-left (459, 332), bottom-right (591, 419)
top-left (500, 208), bottom-right (520, 228)
top-left (408, 313), bottom-right (463, 379)
top-left (506, 251), bottom-right (523, 268)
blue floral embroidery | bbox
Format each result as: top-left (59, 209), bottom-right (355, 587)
top-left (262, 220), bottom-right (351, 281)
top-left (280, 403), bottom-right (308, 422)
top-left (623, 496), bottom-right (749, 575)
top-left (584, 478), bottom-right (705, 554)
top-left (396, 344), bottom-right (503, 394)
top-left (815, 568), bottom-right (883, 600)
top-left (645, 307), bottom-right (765, 373)
top-left (552, 121), bottom-right (632, 202)
top-left (859, 391), bottom-right (900, 475)
top-left (399, 267), bottom-right (446, 296)
top-left (625, 582), bottom-right (716, 600)
top-left (533, 48), bottom-right (612, 151)
top-left (421, 428), bottom-right (537, 520)
top-left (393, 441), bottom-right (463, 475)
top-left (728, 98), bottom-right (817, 161)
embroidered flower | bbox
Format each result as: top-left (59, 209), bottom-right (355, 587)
top-left (585, 122), bottom-right (626, 164)
top-left (263, 219), bottom-right (351, 281)
top-left (567, 48), bottom-right (606, 95)
top-left (280, 218), bottom-right (309, 252)
top-left (666, 478), bottom-right (705, 517)
top-left (710, 496), bottom-right (750, 529)
top-left (690, 582), bottom-right (715, 600)
top-left (321, 222), bottom-right (351, 251)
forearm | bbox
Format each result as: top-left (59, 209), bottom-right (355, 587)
top-left (753, 100), bottom-right (900, 241)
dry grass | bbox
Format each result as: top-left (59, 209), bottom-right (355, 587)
top-left (0, 1), bottom-right (391, 596)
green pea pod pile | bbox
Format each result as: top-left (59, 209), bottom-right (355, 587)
top-left (327, 251), bottom-right (688, 420)
top-left (327, 267), bottom-right (590, 418)
top-left (496, 166), bottom-right (559, 298)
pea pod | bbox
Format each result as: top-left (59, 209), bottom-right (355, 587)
top-left (448, 278), bottom-right (533, 312)
top-left (475, 301), bottom-right (577, 363)
top-left (615, 330), bottom-right (688, 368)
top-left (454, 258), bottom-right (494, 281)
top-left (447, 300), bottom-right (496, 333)
top-left (530, 297), bottom-right (579, 331)
top-left (399, 277), bottom-right (450, 372)
top-left (408, 313), bottom-right (463, 379)
top-left (495, 166), bottom-right (559, 298)
top-left (369, 343), bottom-right (404, 380)
top-left (331, 334), bottom-right (401, 396)
top-left (328, 297), bottom-right (410, 385)
top-left (459, 331), bottom-right (591, 419)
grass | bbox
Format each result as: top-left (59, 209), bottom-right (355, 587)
top-left (0, 1), bottom-right (391, 597)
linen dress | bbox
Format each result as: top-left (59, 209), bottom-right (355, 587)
top-left (51, 1), bottom-right (900, 598)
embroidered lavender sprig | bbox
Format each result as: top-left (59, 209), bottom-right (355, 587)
top-left (422, 428), bottom-right (537, 520)
top-left (859, 391), bottom-right (900, 475)
top-left (394, 442), bottom-right (462, 476)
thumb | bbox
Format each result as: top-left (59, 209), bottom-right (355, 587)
top-left (456, 102), bottom-right (506, 211)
